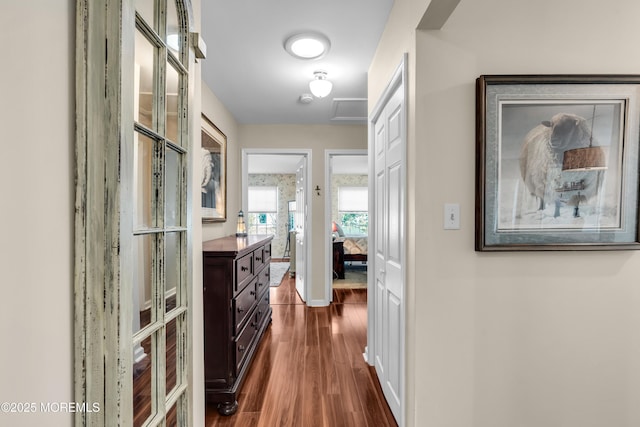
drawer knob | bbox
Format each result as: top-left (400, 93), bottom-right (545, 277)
top-left (237, 306), bottom-right (244, 313)
top-left (241, 266), bottom-right (248, 272)
top-left (238, 345), bottom-right (245, 353)
top-left (256, 256), bottom-right (262, 261)
top-left (250, 290), bottom-right (256, 296)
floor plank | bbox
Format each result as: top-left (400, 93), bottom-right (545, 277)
top-left (205, 274), bottom-right (397, 427)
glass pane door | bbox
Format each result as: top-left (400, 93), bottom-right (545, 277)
top-left (133, 0), bottom-right (189, 424)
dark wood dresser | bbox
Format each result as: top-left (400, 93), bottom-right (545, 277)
top-left (202, 234), bottom-right (273, 415)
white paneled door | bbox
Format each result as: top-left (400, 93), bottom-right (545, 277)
top-left (295, 156), bottom-right (307, 301)
top-left (372, 62), bottom-right (405, 424)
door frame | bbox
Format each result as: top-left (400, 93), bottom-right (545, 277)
top-left (366, 54), bottom-right (408, 426)
top-left (324, 149), bottom-right (368, 303)
top-left (241, 148), bottom-right (312, 302)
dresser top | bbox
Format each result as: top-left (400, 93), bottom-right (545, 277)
top-left (203, 234), bottom-right (273, 257)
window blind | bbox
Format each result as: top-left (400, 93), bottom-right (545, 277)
top-left (338, 186), bottom-right (368, 212)
top-left (248, 186), bottom-right (278, 212)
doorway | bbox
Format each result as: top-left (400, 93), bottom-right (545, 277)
top-left (242, 149), bottom-right (312, 302)
top-left (325, 150), bottom-right (369, 302)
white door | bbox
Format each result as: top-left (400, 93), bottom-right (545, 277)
top-left (295, 156), bottom-right (307, 301)
top-left (373, 76), bottom-right (405, 422)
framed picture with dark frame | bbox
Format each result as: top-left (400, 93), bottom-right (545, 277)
top-left (201, 114), bottom-right (227, 223)
top-left (476, 75), bottom-right (640, 251)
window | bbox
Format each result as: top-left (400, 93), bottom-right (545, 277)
top-left (338, 186), bottom-right (368, 235)
top-left (248, 186), bottom-right (278, 235)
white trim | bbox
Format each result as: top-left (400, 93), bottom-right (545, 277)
top-left (367, 53), bottom-right (408, 427)
top-left (133, 345), bottom-right (147, 364)
top-left (307, 299), bottom-right (330, 307)
top-left (324, 149), bottom-right (368, 305)
top-left (242, 148), bottom-right (313, 305)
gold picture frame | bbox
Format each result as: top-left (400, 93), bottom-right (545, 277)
top-left (201, 114), bottom-right (227, 222)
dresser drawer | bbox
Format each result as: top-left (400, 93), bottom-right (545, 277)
top-left (256, 265), bottom-right (270, 297)
top-left (235, 320), bottom-right (257, 373)
top-left (256, 290), bottom-right (270, 327)
top-left (233, 277), bottom-right (257, 334)
top-left (264, 243), bottom-right (272, 262)
top-left (253, 246), bottom-right (265, 270)
top-left (235, 253), bottom-right (253, 291)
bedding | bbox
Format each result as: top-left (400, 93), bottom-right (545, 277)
top-left (342, 237), bottom-right (367, 256)
top-left (332, 221), bottom-right (368, 256)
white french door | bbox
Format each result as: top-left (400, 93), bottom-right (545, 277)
top-left (75, 1), bottom-right (194, 425)
top-left (370, 57), bottom-right (406, 425)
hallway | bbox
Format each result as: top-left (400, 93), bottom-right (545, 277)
top-left (205, 273), bottom-right (397, 426)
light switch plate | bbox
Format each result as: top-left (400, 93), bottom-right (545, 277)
top-left (444, 203), bottom-right (460, 229)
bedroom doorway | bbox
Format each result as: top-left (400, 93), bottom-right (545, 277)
top-left (325, 150), bottom-right (369, 302)
top-left (242, 149), bottom-right (311, 302)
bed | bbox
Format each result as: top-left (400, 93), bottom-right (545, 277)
top-left (332, 222), bottom-right (367, 279)
top-left (342, 236), bottom-right (368, 261)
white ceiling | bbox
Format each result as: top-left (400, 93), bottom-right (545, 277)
top-left (247, 154), bottom-right (368, 175)
top-left (247, 154), bottom-right (304, 174)
top-left (332, 155), bottom-right (368, 175)
top-left (200, 0), bottom-right (395, 125)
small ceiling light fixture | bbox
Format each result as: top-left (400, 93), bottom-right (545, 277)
top-left (284, 32), bottom-right (331, 60)
top-left (299, 93), bottom-right (314, 104)
top-left (309, 71), bottom-right (333, 98)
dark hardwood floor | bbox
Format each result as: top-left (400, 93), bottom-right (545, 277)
top-left (205, 272), bottom-right (397, 427)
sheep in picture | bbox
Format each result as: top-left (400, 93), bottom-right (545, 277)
top-left (519, 113), bottom-right (595, 212)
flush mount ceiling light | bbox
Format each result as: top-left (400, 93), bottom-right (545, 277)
top-left (284, 32), bottom-right (331, 60)
top-left (309, 71), bottom-right (333, 98)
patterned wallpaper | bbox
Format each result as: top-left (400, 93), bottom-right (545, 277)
top-left (248, 174), bottom-right (296, 259)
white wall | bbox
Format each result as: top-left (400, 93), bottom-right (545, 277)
top-left (0, 1), bottom-right (74, 425)
top-left (200, 83), bottom-right (240, 241)
top-left (239, 125), bottom-right (367, 302)
top-left (192, 86), bottom-right (240, 425)
top-left (371, 0), bottom-right (640, 426)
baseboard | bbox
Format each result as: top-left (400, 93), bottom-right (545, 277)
top-left (307, 299), bottom-right (329, 307)
top-left (134, 344), bottom-right (146, 364)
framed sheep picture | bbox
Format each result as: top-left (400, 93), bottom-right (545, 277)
top-left (476, 75), bottom-right (640, 251)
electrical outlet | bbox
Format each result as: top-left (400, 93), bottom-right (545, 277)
top-left (444, 204), bottom-right (460, 229)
